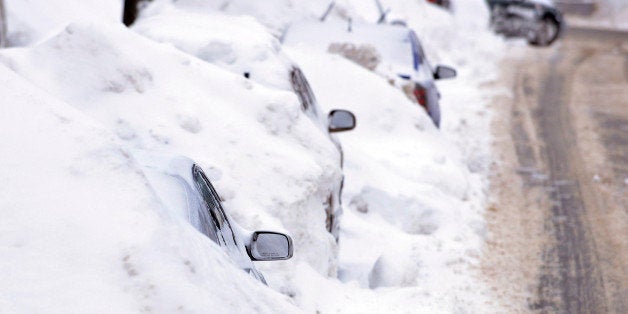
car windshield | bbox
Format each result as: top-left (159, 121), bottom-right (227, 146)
top-left (192, 165), bottom-right (240, 248)
top-left (180, 176), bottom-right (220, 243)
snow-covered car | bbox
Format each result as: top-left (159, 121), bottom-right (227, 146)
top-left (486, 0), bottom-right (564, 46)
top-left (135, 151), bottom-right (293, 284)
top-left (283, 19), bottom-right (456, 128)
top-left (289, 66), bottom-right (356, 238)
top-left (133, 10), bottom-right (356, 240)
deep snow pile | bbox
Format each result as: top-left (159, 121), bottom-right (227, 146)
top-left (138, 0), bottom-right (504, 312)
top-left (301, 0), bottom-right (505, 311)
top-left (133, 7), bottom-right (294, 92)
top-left (0, 0), bottom-right (509, 312)
top-left (0, 21), bottom-right (343, 290)
top-left (284, 47), bottom-right (492, 312)
top-left (209, 0), bottom-right (503, 311)
top-left (0, 64), bottom-right (296, 313)
top-left (4, 0), bottom-right (122, 46)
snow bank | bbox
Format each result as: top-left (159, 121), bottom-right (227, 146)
top-left (284, 45), bottom-right (491, 312)
top-left (4, 0), bottom-right (122, 46)
top-left (284, 0), bottom-right (504, 311)
top-left (133, 7), bottom-right (293, 91)
top-left (135, 0), bottom-right (503, 311)
top-left (0, 64), bottom-right (296, 313)
top-left (0, 21), bottom-right (342, 288)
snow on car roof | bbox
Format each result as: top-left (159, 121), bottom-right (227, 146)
top-left (134, 7), bottom-right (294, 91)
top-left (284, 19), bottom-right (417, 77)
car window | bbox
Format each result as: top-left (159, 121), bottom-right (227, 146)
top-left (184, 178), bottom-right (219, 243)
top-left (409, 31), bottom-right (435, 74)
top-left (290, 67), bottom-right (320, 117)
top-left (408, 31), bottom-right (423, 69)
top-left (192, 165), bottom-right (239, 248)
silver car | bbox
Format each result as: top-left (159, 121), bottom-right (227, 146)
top-left (487, 0), bottom-right (564, 46)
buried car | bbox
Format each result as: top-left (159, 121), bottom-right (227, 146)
top-left (135, 151), bottom-right (293, 284)
top-left (283, 19), bottom-right (456, 128)
top-left (132, 10), bottom-right (356, 240)
top-left (486, 0), bottom-right (564, 46)
top-left (289, 65), bottom-right (356, 238)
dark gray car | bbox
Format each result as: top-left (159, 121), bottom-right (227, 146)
top-left (487, 0), bottom-right (564, 46)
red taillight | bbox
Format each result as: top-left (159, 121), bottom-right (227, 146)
top-left (413, 87), bottom-right (428, 110)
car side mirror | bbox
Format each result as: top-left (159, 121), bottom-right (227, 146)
top-left (434, 65), bottom-right (457, 80)
top-left (328, 109), bottom-right (356, 133)
top-left (247, 231), bottom-right (293, 261)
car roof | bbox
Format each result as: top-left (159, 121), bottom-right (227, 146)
top-left (284, 19), bottom-right (417, 75)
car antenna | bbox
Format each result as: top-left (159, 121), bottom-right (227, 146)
top-left (375, 0), bottom-right (390, 24)
top-left (320, 1), bottom-right (335, 22)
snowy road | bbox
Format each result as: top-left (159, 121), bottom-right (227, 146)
top-left (486, 27), bottom-right (628, 312)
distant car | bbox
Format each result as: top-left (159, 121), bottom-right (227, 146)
top-left (486, 0), bottom-right (564, 46)
top-left (133, 12), bottom-right (356, 241)
top-left (283, 20), bottom-right (456, 128)
top-left (135, 151), bottom-right (293, 285)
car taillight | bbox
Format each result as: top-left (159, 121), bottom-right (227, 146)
top-left (413, 86), bottom-right (428, 110)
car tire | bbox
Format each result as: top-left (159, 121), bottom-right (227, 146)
top-left (529, 16), bottom-right (560, 47)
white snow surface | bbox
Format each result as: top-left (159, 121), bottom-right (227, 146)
top-left (285, 0), bottom-right (506, 312)
top-left (142, 0), bottom-right (331, 36)
top-left (0, 20), bottom-right (344, 293)
top-left (0, 64), bottom-right (297, 313)
top-left (1, 0), bottom-right (509, 312)
top-left (4, 0), bottom-right (123, 46)
top-left (133, 8), bottom-right (294, 92)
